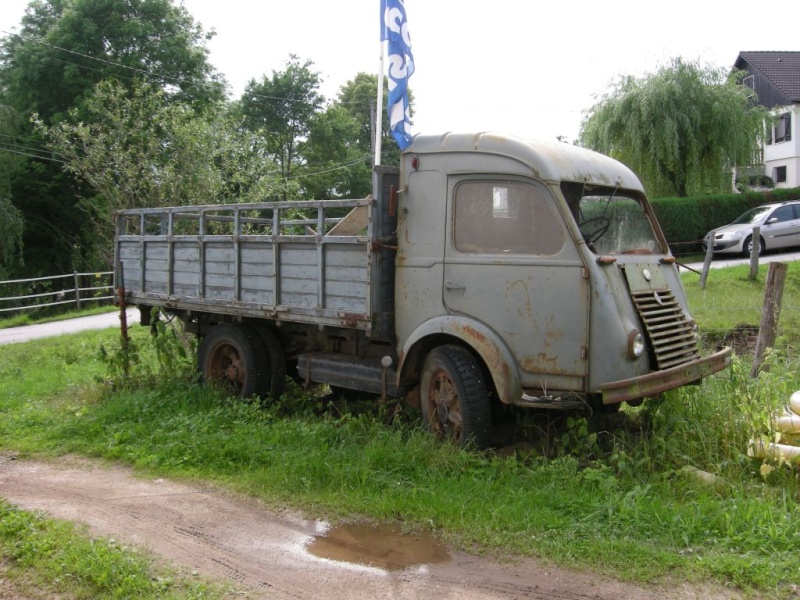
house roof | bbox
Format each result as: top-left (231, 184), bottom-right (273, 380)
top-left (736, 51), bottom-right (800, 102)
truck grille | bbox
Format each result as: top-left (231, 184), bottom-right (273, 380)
top-left (631, 289), bottom-right (699, 370)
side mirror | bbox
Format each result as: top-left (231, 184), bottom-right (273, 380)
top-left (766, 217), bottom-right (778, 224)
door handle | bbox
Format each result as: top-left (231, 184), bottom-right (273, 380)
top-left (444, 281), bottom-right (465, 291)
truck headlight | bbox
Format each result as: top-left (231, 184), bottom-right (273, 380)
top-left (628, 330), bottom-right (645, 359)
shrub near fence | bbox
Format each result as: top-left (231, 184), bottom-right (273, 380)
top-left (0, 271), bottom-right (114, 316)
top-left (652, 186), bottom-right (800, 256)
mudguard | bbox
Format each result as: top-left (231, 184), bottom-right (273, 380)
top-left (398, 315), bottom-right (522, 405)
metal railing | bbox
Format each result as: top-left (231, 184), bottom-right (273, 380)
top-left (0, 271), bottom-right (114, 314)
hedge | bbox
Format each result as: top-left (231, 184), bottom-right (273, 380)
top-left (650, 187), bottom-right (800, 256)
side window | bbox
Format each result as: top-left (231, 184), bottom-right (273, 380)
top-left (770, 205), bottom-right (794, 222)
top-left (453, 181), bottom-right (564, 255)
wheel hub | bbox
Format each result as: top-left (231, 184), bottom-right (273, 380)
top-left (431, 373), bottom-right (462, 439)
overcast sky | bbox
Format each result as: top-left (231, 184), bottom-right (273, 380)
top-left (1, 0), bottom-right (798, 142)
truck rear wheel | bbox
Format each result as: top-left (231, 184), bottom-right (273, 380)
top-left (420, 345), bottom-right (492, 449)
top-left (250, 325), bottom-right (286, 400)
top-left (198, 323), bottom-right (269, 399)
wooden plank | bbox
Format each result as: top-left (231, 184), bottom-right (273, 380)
top-left (325, 266), bottom-right (369, 284)
top-left (173, 245), bottom-right (200, 261)
top-left (174, 283), bottom-right (201, 296)
top-left (280, 264), bottom-right (317, 281)
top-left (280, 277), bottom-right (319, 294)
top-left (205, 286), bottom-right (235, 300)
top-left (144, 258), bottom-right (168, 273)
top-left (206, 273), bottom-right (235, 288)
top-left (324, 246), bottom-right (368, 268)
top-left (205, 260), bottom-right (236, 276)
top-left (118, 244), bottom-right (141, 260)
top-left (279, 291), bottom-right (318, 307)
top-left (240, 274), bottom-right (274, 293)
top-left (241, 289), bottom-right (275, 304)
top-left (327, 205), bottom-right (369, 236)
top-left (144, 244), bottom-right (169, 260)
top-left (173, 271), bottom-right (200, 285)
top-left (281, 245), bottom-right (318, 266)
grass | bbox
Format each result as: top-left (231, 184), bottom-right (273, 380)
top-left (0, 499), bottom-right (226, 599)
top-left (1, 265), bottom-right (800, 598)
top-left (682, 260), bottom-right (800, 350)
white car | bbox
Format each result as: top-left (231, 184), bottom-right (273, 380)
top-left (703, 201), bottom-right (800, 256)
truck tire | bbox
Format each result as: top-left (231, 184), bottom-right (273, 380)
top-left (420, 345), bottom-right (492, 449)
top-left (198, 323), bottom-right (269, 400)
top-left (250, 325), bottom-right (286, 400)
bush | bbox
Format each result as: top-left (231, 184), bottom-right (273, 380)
top-left (651, 187), bottom-right (800, 254)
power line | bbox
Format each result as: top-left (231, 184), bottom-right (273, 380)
top-left (284, 154), bottom-right (372, 180)
top-left (0, 144), bottom-right (67, 164)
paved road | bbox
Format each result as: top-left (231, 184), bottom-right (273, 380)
top-left (679, 249), bottom-right (800, 273)
top-left (0, 309), bottom-right (139, 345)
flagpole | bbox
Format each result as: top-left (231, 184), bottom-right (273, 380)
top-left (375, 39), bottom-right (385, 167)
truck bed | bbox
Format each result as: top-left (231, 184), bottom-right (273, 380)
top-left (115, 198), bottom-right (376, 330)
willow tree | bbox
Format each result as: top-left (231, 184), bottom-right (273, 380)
top-left (580, 58), bottom-right (767, 197)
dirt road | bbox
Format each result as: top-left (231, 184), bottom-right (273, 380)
top-left (0, 455), bottom-right (735, 600)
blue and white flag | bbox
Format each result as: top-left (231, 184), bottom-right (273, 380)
top-left (380, 0), bottom-right (414, 150)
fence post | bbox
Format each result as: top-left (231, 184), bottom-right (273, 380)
top-left (73, 271), bottom-right (81, 310)
top-left (750, 262), bottom-right (787, 378)
top-left (749, 226), bottom-right (760, 281)
top-left (699, 240), bottom-right (714, 289)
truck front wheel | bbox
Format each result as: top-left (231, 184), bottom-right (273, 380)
top-left (198, 323), bottom-right (268, 399)
top-left (420, 345), bottom-right (492, 449)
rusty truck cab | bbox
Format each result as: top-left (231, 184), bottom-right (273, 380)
top-left (393, 132), bottom-right (730, 413)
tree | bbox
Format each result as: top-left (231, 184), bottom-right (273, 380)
top-left (0, 105), bottom-right (25, 278)
top-left (336, 72), bottom-right (403, 168)
top-left (0, 0), bottom-right (225, 275)
top-left (302, 104), bottom-right (369, 200)
top-left (580, 58), bottom-right (767, 197)
top-left (238, 55), bottom-right (323, 201)
top-left (37, 81), bottom-right (281, 264)
top-left (0, 0), bottom-right (224, 122)
top-left (292, 72), bottom-right (413, 200)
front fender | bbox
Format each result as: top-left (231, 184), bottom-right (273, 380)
top-left (398, 315), bottom-right (522, 405)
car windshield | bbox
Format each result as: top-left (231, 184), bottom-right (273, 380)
top-left (562, 182), bottom-right (663, 254)
top-left (732, 206), bottom-right (773, 225)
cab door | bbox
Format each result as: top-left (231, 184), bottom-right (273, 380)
top-left (442, 177), bottom-right (589, 393)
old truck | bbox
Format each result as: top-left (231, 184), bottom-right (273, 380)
top-left (114, 132), bottom-right (731, 447)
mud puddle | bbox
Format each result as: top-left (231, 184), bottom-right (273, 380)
top-left (307, 522), bottom-right (450, 571)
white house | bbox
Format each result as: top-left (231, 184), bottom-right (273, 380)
top-left (734, 51), bottom-right (800, 189)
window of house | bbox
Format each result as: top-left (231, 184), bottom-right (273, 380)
top-left (453, 181), bottom-right (564, 255)
top-left (774, 165), bottom-right (787, 183)
top-left (771, 112), bottom-right (792, 144)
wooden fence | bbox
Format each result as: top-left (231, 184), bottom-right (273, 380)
top-left (0, 271), bottom-right (114, 315)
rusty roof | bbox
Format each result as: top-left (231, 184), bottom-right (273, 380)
top-left (406, 132), bottom-right (645, 192)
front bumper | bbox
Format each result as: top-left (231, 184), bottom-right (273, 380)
top-left (597, 346), bottom-right (732, 404)
top-left (703, 237), bottom-right (742, 254)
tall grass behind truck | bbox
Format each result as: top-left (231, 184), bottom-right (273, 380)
top-left (114, 131), bottom-right (731, 448)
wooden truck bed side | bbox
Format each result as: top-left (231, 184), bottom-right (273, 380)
top-left (115, 198), bottom-right (375, 330)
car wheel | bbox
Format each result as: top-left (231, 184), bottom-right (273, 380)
top-left (743, 235), bottom-right (764, 257)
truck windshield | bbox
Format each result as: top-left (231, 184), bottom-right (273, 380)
top-left (563, 183), bottom-right (663, 255)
